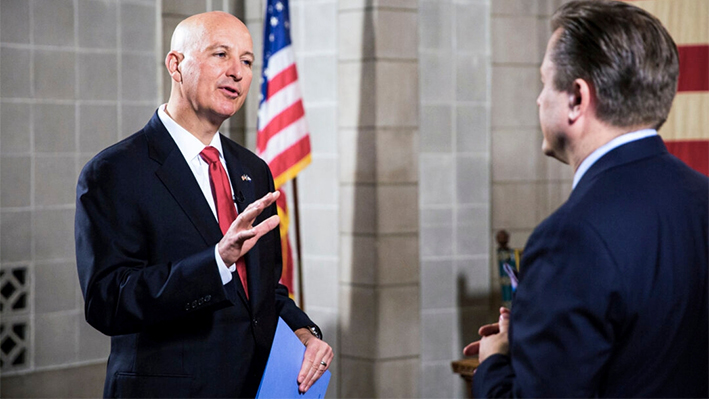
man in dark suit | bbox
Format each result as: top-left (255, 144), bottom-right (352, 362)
top-left (465, 1), bottom-right (708, 397)
top-left (75, 11), bottom-right (332, 398)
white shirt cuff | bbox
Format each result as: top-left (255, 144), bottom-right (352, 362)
top-left (214, 245), bottom-right (236, 285)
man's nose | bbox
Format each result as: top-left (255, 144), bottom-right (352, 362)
top-left (227, 60), bottom-right (243, 81)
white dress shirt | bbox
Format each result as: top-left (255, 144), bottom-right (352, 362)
top-left (158, 104), bottom-right (236, 285)
top-left (573, 129), bottom-right (658, 189)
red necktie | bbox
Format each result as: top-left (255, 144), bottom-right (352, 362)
top-left (200, 146), bottom-right (248, 298)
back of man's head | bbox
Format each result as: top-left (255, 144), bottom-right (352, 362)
top-left (550, 0), bottom-right (678, 130)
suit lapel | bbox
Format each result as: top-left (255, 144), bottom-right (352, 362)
top-left (144, 112), bottom-right (223, 248)
top-left (221, 135), bottom-right (260, 307)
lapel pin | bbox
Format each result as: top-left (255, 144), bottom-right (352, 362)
top-left (241, 174), bottom-right (251, 182)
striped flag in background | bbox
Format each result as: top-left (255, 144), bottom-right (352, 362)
top-left (625, 0), bottom-right (709, 176)
top-left (257, 0), bottom-right (311, 296)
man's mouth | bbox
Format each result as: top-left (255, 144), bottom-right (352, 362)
top-left (219, 86), bottom-right (240, 98)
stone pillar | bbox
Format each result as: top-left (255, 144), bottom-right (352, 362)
top-left (337, 1), bottom-right (420, 397)
top-left (418, 0), bottom-right (493, 396)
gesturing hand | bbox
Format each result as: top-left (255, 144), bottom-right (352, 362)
top-left (217, 191), bottom-right (281, 265)
top-left (463, 307), bottom-right (511, 362)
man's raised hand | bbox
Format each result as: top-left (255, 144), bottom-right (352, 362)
top-left (218, 191), bottom-right (280, 265)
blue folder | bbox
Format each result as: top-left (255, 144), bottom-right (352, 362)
top-left (256, 317), bottom-right (331, 398)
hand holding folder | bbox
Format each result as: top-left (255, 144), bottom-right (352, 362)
top-left (256, 318), bottom-right (331, 398)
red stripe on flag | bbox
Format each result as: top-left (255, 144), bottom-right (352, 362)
top-left (267, 136), bottom-right (312, 178)
top-left (666, 140), bottom-right (709, 176)
top-left (267, 64), bottom-right (299, 99)
top-left (677, 45), bottom-right (709, 92)
top-left (257, 100), bottom-right (306, 152)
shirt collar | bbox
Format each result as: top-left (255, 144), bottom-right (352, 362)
top-left (572, 128), bottom-right (658, 189)
top-left (157, 104), bottom-right (224, 162)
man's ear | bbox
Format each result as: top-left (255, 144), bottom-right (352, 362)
top-left (165, 51), bottom-right (184, 83)
top-left (568, 78), bottom-right (592, 123)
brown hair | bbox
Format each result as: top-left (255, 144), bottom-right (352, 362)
top-left (550, 0), bottom-right (678, 129)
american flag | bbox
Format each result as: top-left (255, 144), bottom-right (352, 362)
top-left (257, 0), bottom-right (312, 189)
top-left (257, 0), bottom-right (311, 296)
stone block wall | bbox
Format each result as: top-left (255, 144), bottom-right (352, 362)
top-left (0, 0), bottom-right (159, 396)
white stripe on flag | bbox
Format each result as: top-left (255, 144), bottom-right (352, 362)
top-left (265, 46), bottom-right (296, 81)
top-left (257, 81), bottom-right (302, 132)
top-left (258, 116), bottom-right (309, 163)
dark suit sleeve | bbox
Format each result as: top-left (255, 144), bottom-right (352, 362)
top-left (75, 156), bottom-right (232, 336)
top-left (472, 354), bottom-right (514, 398)
top-left (474, 217), bottom-right (624, 398)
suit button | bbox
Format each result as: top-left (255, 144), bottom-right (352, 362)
top-left (205, 295), bottom-right (211, 302)
top-left (198, 298), bottom-right (204, 305)
top-left (191, 300), bottom-right (197, 308)
top-left (253, 318), bottom-right (258, 325)
top-left (185, 303), bottom-right (190, 311)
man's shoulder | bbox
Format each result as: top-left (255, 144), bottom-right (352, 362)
top-left (529, 152), bottom-right (709, 259)
top-left (92, 130), bottom-right (148, 164)
top-left (80, 125), bottom-right (155, 182)
top-left (577, 150), bottom-right (708, 215)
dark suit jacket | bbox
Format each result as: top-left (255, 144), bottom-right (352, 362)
top-left (474, 136), bottom-right (708, 398)
top-left (75, 111), bottom-right (314, 398)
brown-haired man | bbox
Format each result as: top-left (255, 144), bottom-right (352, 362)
top-left (76, 11), bottom-right (332, 397)
top-left (465, 1), bottom-right (708, 397)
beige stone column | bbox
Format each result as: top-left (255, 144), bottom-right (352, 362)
top-left (337, 1), bottom-right (420, 397)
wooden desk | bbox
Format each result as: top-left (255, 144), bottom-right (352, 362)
top-left (451, 357), bottom-right (479, 398)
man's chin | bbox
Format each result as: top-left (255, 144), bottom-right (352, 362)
top-left (214, 104), bottom-right (242, 120)
top-left (542, 146), bottom-right (569, 165)
top-left (542, 141), bottom-right (554, 157)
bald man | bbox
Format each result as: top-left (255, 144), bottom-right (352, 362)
top-left (76, 12), bottom-right (332, 398)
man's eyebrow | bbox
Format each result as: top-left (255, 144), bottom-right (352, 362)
top-left (205, 44), bottom-right (254, 59)
top-left (206, 44), bottom-right (231, 51)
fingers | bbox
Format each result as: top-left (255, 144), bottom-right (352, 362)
top-left (463, 340), bottom-right (481, 357)
top-left (478, 336), bottom-right (494, 363)
top-left (217, 192), bottom-right (281, 265)
top-left (498, 309), bottom-right (510, 334)
top-left (228, 214), bottom-right (279, 248)
top-left (298, 347), bottom-right (331, 392)
top-left (229, 191), bottom-right (280, 231)
top-left (472, 307), bottom-right (512, 363)
top-left (301, 352), bottom-right (333, 393)
top-left (233, 198), bottom-right (269, 227)
top-left (233, 228), bottom-right (257, 243)
top-left (478, 330), bottom-right (510, 363)
top-left (477, 308), bottom-right (511, 336)
top-left (478, 322), bottom-right (500, 337)
top-left (297, 339), bottom-right (333, 393)
top-left (241, 191), bottom-right (279, 214)
top-left (251, 215), bottom-right (280, 238)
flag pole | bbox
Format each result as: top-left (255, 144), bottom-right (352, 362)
top-left (292, 177), bottom-right (305, 311)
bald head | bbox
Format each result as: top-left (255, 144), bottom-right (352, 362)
top-left (170, 11), bottom-right (250, 54)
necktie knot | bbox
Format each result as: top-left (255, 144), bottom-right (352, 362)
top-left (200, 146), bottom-right (220, 165)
